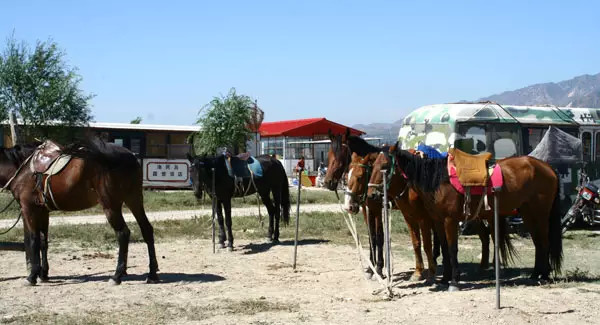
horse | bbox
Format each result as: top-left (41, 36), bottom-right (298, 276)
top-left (376, 147), bottom-right (562, 290)
top-left (0, 139), bottom-right (159, 286)
top-left (323, 130), bottom-right (435, 281)
top-left (363, 146), bottom-right (516, 288)
top-left (187, 154), bottom-right (290, 250)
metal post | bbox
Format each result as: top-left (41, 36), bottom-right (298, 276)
top-left (382, 170), bottom-right (392, 295)
top-left (293, 168), bottom-right (302, 269)
top-left (211, 168), bottom-right (216, 254)
top-left (494, 191), bottom-right (501, 309)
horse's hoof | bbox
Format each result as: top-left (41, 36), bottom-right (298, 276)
top-left (219, 243), bottom-right (226, 249)
top-left (228, 246), bottom-right (234, 252)
top-left (364, 271), bottom-right (374, 280)
top-left (108, 278), bottom-right (121, 286)
top-left (272, 238), bottom-right (280, 244)
top-left (410, 272), bottom-right (425, 282)
top-left (23, 279), bottom-right (36, 287)
top-left (265, 237), bottom-right (273, 243)
top-left (146, 275), bottom-right (160, 284)
top-left (448, 285), bottom-right (460, 292)
top-left (39, 276), bottom-right (49, 283)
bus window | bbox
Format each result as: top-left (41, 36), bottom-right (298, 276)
top-left (596, 133), bottom-right (600, 161)
top-left (491, 124), bottom-right (520, 158)
top-left (582, 132), bottom-right (592, 162)
top-left (456, 124), bottom-right (487, 154)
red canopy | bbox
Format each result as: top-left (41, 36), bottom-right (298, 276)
top-left (259, 118), bottom-right (364, 137)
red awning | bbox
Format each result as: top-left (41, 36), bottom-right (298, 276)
top-left (259, 118), bottom-right (364, 137)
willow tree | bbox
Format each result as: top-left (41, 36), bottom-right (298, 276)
top-left (0, 36), bottom-right (93, 145)
top-left (193, 88), bottom-right (259, 155)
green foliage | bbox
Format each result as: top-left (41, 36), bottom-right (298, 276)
top-left (130, 116), bottom-right (143, 124)
top-left (0, 36), bottom-right (93, 142)
top-left (193, 88), bottom-right (255, 155)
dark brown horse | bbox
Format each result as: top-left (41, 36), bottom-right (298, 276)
top-left (0, 139), bottom-right (159, 286)
top-left (187, 154), bottom-right (290, 249)
top-left (371, 147), bottom-right (562, 290)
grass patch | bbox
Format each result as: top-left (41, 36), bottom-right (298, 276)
top-left (0, 188), bottom-right (340, 220)
top-left (221, 298), bottom-right (298, 315)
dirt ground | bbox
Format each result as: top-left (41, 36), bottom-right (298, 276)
top-left (1, 238), bottom-right (599, 325)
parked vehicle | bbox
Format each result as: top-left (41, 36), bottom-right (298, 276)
top-left (562, 169), bottom-right (600, 233)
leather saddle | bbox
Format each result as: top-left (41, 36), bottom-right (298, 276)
top-left (30, 140), bottom-right (63, 174)
top-left (225, 154), bottom-right (263, 179)
top-left (448, 148), bottom-right (492, 187)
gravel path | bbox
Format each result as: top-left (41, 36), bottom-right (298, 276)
top-left (0, 203), bottom-right (343, 228)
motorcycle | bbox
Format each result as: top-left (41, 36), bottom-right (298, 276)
top-left (561, 169), bottom-right (600, 234)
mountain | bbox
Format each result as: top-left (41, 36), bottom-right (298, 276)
top-left (479, 72), bottom-right (600, 107)
top-left (353, 120), bottom-right (403, 143)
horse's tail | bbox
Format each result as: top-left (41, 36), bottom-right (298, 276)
top-left (279, 162), bottom-right (291, 225)
top-left (497, 217), bottom-right (518, 266)
top-left (549, 171), bottom-right (563, 274)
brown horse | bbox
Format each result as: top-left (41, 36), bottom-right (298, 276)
top-left (371, 147), bottom-right (562, 290)
top-left (365, 146), bottom-right (516, 288)
top-left (0, 139), bottom-right (159, 286)
top-left (324, 131), bottom-right (435, 281)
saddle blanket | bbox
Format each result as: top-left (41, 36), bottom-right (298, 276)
top-left (449, 164), bottom-right (503, 195)
top-left (225, 156), bottom-right (263, 179)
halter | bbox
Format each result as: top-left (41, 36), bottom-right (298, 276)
top-left (345, 161), bottom-right (372, 205)
top-left (367, 151), bottom-right (400, 198)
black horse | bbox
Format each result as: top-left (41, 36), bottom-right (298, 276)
top-left (187, 154), bottom-right (290, 250)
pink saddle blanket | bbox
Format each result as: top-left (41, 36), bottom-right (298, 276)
top-left (448, 164), bottom-right (503, 195)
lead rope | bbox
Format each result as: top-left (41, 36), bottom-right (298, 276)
top-left (0, 198), bottom-right (21, 235)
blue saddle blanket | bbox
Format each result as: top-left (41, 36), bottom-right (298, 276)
top-left (225, 156), bottom-right (263, 179)
top-left (417, 144), bottom-right (448, 159)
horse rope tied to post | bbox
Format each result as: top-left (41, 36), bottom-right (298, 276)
top-left (0, 138), bottom-right (160, 286)
top-left (187, 153), bottom-right (290, 250)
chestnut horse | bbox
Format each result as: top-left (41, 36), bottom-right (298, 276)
top-left (0, 139), bottom-right (159, 286)
top-left (378, 148), bottom-right (562, 290)
top-left (365, 146), bottom-right (516, 290)
top-left (324, 131), bottom-right (435, 281)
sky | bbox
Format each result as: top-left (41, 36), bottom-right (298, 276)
top-left (2, 1), bottom-right (600, 126)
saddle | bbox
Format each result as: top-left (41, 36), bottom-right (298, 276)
top-left (447, 148), bottom-right (492, 187)
top-left (30, 140), bottom-right (63, 174)
top-left (29, 140), bottom-right (73, 210)
top-left (224, 154), bottom-right (264, 197)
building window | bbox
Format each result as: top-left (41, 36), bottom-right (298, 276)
top-left (131, 138), bottom-right (141, 155)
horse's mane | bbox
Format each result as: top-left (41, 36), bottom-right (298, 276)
top-left (347, 135), bottom-right (381, 156)
top-left (0, 143), bottom-right (41, 166)
top-left (396, 149), bottom-right (449, 192)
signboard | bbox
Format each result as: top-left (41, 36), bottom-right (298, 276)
top-left (142, 158), bottom-right (191, 188)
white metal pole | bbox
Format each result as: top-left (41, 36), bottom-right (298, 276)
top-left (382, 170), bottom-right (392, 295)
top-left (293, 168), bottom-right (302, 269)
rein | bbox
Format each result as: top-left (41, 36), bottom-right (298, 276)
top-left (0, 197), bottom-right (21, 235)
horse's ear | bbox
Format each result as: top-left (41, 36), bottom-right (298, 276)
top-left (345, 127), bottom-right (351, 140)
top-left (390, 141), bottom-right (399, 153)
top-left (328, 129), bottom-right (334, 140)
top-left (186, 153), bottom-right (193, 162)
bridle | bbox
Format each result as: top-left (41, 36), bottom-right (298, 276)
top-left (367, 150), bottom-right (409, 200)
top-left (345, 160), bottom-right (372, 205)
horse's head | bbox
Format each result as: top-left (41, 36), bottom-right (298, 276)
top-left (187, 153), bottom-right (213, 199)
top-left (324, 129), bottom-right (351, 191)
top-left (344, 152), bottom-right (378, 214)
top-left (367, 142), bottom-right (409, 200)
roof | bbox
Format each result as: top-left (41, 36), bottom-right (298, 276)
top-left (404, 103), bottom-right (585, 126)
top-left (89, 122), bottom-right (201, 132)
top-left (259, 117), bottom-right (364, 137)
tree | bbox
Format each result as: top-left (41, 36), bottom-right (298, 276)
top-left (130, 116), bottom-right (143, 124)
top-left (193, 88), bottom-right (257, 155)
top-left (0, 36), bottom-right (93, 144)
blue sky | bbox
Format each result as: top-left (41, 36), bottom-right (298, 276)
top-left (2, 1), bottom-right (599, 126)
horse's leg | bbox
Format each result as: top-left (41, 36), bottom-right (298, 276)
top-left (271, 187), bottom-right (282, 243)
top-left (375, 208), bottom-right (384, 278)
top-left (104, 205), bottom-right (130, 285)
top-left (420, 217), bottom-right (436, 283)
top-left (444, 217), bottom-right (460, 291)
top-left (223, 199), bottom-right (234, 251)
top-left (477, 220), bottom-right (491, 272)
top-left (125, 194), bottom-right (160, 283)
top-left (521, 203), bottom-right (550, 280)
top-left (216, 200), bottom-right (226, 248)
top-left (433, 229), bottom-right (441, 265)
top-left (259, 190), bottom-right (275, 242)
top-left (23, 227), bottom-right (31, 272)
top-left (40, 227), bottom-right (50, 282)
top-left (405, 214), bottom-right (425, 281)
top-left (436, 221), bottom-right (451, 285)
top-left (22, 205), bottom-right (47, 286)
